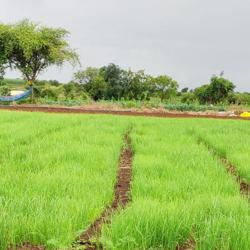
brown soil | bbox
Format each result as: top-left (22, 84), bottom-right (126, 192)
top-left (9, 242), bottom-right (45, 250)
top-left (176, 237), bottom-right (195, 250)
top-left (221, 158), bottom-right (250, 199)
top-left (1, 105), bottom-right (250, 120)
top-left (76, 130), bottom-right (133, 249)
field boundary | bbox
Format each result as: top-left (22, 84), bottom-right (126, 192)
top-left (75, 128), bottom-right (133, 249)
top-left (1, 105), bottom-right (250, 120)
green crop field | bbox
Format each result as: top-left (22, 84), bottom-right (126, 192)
top-left (101, 119), bottom-right (250, 250)
top-left (0, 111), bottom-right (249, 250)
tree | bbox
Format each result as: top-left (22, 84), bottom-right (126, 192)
top-left (208, 76), bottom-right (235, 103)
top-left (194, 76), bottom-right (235, 104)
top-left (228, 92), bottom-right (250, 105)
top-left (0, 19), bottom-right (79, 101)
top-left (0, 24), bottom-right (10, 80)
top-left (100, 63), bottom-right (124, 99)
top-left (181, 92), bottom-right (197, 104)
top-left (194, 84), bottom-right (210, 104)
top-left (74, 67), bottom-right (107, 100)
top-left (0, 67), bottom-right (4, 85)
top-left (181, 87), bottom-right (189, 93)
top-left (74, 67), bottom-right (99, 85)
top-left (151, 75), bottom-right (178, 101)
top-left (88, 75), bottom-right (107, 100)
top-left (121, 70), bottom-right (151, 100)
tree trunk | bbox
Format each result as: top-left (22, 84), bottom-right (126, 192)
top-left (29, 80), bottom-right (34, 103)
top-left (31, 86), bottom-right (34, 103)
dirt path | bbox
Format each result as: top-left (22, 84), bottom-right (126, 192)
top-left (75, 130), bottom-right (133, 249)
top-left (1, 105), bottom-right (250, 120)
top-left (221, 158), bottom-right (250, 199)
top-left (9, 242), bottom-right (45, 250)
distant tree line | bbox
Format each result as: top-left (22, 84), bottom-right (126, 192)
top-left (73, 64), bottom-right (178, 101)
top-left (1, 65), bottom-right (250, 106)
top-left (180, 76), bottom-right (250, 105)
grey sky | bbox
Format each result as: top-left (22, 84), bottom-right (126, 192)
top-left (1, 0), bottom-right (250, 91)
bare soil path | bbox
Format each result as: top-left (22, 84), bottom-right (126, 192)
top-left (0, 105), bottom-right (250, 120)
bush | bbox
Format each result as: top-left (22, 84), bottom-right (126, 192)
top-left (228, 92), bottom-right (250, 105)
top-left (181, 92), bottom-right (197, 104)
top-left (33, 82), bottom-right (90, 102)
top-left (40, 84), bottom-right (65, 100)
top-left (0, 85), bottom-right (10, 96)
top-left (165, 103), bottom-right (225, 112)
top-left (63, 82), bottom-right (90, 101)
top-left (194, 76), bottom-right (235, 104)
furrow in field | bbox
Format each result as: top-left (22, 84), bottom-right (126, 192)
top-left (190, 119), bottom-right (250, 183)
top-left (176, 236), bottom-right (195, 250)
top-left (10, 241), bottom-right (44, 250)
top-left (195, 135), bottom-right (250, 200)
top-left (76, 129), bottom-right (133, 249)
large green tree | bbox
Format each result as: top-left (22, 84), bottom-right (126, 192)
top-left (151, 75), bottom-right (179, 100)
top-left (0, 23), bottom-right (10, 79)
top-left (100, 63), bottom-right (124, 100)
top-left (0, 20), bottom-right (79, 100)
top-left (195, 76), bottom-right (235, 104)
top-left (74, 67), bottom-right (107, 100)
top-left (121, 69), bottom-right (151, 100)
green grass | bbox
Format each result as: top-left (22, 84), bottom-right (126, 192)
top-left (101, 118), bottom-right (250, 250)
top-left (0, 111), bottom-right (249, 250)
top-left (189, 119), bottom-right (250, 182)
top-left (0, 111), bottom-right (130, 249)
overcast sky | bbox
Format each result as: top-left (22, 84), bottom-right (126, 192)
top-left (1, 0), bottom-right (250, 91)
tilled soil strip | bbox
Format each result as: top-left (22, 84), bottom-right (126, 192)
top-left (75, 130), bottom-right (133, 249)
top-left (221, 158), bottom-right (250, 199)
top-left (198, 138), bottom-right (250, 200)
top-left (1, 105), bottom-right (250, 121)
top-left (10, 242), bottom-right (45, 250)
top-left (176, 237), bottom-right (196, 250)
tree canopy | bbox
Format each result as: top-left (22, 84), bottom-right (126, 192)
top-left (151, 75), bottom-right (179, 101)
top-left (74, 64), bottom-right (179, 101)
top-left (194, 76), bottom-right (235, 104)
top-left (0, 20), bottom-right (79, 83)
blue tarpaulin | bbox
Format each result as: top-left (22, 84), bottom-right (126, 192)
top-left (0, 87), bottom-right (32, 102)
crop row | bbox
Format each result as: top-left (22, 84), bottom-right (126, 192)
top-left (101, 118), bottom-right (250, 250)
top-left (0, 111), bottom-right (130, 249)
top-left (0, 111), bottom-right (249, 250)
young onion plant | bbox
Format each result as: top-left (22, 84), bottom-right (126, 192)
top-left (101, 118), bottom-right (250, 250)
top-left (0, 111), bottom-right (130, 249)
